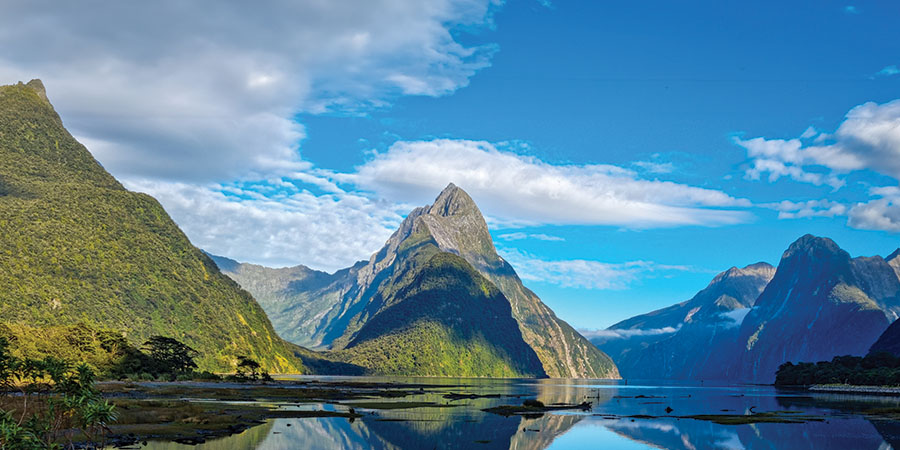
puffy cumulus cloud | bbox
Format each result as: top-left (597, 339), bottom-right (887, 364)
top-left (848, 186), bottom-right (900, 233)
top-left (497, 248), bottom-right (695, 290)
top-left (766, 199), bottom-right (848, 219)
top-left (123, 178), bottom-right (405, 272)
top-left (0, 0), bottom-right (499, 182)
top-left (354, 139), bottom-right (752, 228)
top-left (737, 98), bottom-right (900, 188)
top-left (737, 137), bottom-right (844, 188)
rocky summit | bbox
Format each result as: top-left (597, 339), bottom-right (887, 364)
top-left (214, 183), bottom-right (619, 378)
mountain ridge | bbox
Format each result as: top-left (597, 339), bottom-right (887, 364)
top-left (214, 184), bottom-right (619, 378)
top-left (596, 261), bottom-right (775, 379)
top-left (0, 80), bottom-right (302, 373)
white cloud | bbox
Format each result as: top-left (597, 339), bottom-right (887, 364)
top-left (875, 65), bottom-right (899, 77)
top-left (848, 187), bottom-right (900, 233)
top-left (496, 232), bottom-right (565, 242)
top-left (737, 137), bottom-right (844, 188)
top-left (737, 98), bottom-right (900, 187)
top-left (124, 178), bottom-right (404, 272)
top-left (0, 0), bottom-right (499, 182)
top-left (766, 199), bottom-right (848, 219)
top-left (719, 308), bottom-right (750, 328)
top-left (497, 248), bottom-right (695, 290)
top-left (632, 160), bottom-right (675, 174)
top-left (580, 326), bottom-right (681, 340)
top-left (355, 139), bottom-right (752, 228)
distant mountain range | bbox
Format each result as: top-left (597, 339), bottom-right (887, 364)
top-left (595, 262), bottom-right (775, 379)
top-left (211, 184), bottom-right (619, 378)
top-left (8, 78), bottom-right (897, 383)
top-left (0, 80), bottom-right (302, 373)
top-left (599, 234), bottom-right (900, 383)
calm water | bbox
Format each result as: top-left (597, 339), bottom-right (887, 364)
top-left (129, 376), bottom-right (900, 449)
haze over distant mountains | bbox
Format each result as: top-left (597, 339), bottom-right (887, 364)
top-left (600, 234), bottom-right (900, 383)
top-left (212, 184), bottom-right (619, 378)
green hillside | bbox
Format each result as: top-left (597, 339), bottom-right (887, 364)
top-left (0, 80), bottom-right (302, 373)
top-left (331, 249), bottom-right (546, 377)
top-left (214, 184), bottom-right (620, 378)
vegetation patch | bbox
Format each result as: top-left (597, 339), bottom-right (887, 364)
top-left (482, 400), bottom-right (592, 417)
top-left (679, 411), bottom-right (825, 425)
top-left (341, 401), bottom-right (459, 410)
top-left (775, 352), bottom-right (900, 386)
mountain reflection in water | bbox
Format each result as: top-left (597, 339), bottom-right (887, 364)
top-left (127, 376), bottom-right (900, 449)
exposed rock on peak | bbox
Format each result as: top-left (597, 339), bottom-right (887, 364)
top-left (711, 262), bottom-right (775, 285)
top-left (429, 183), bottom-right (480, 217)
top-left (23, 79), bottom-right (49, 103)
top-left (888, 250), bottom-right (900, 280)
top-left (783, 234), bottom-right (847, 262)
top-left (215, 184), bottom-right (619, 378)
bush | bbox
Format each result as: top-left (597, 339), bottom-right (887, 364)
top-left (0, 337), bottom-right (117, 448)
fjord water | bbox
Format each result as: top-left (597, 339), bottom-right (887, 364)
top-left (130, 376), bottom-right (900, 449)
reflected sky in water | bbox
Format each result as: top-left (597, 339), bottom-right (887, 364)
top-left (129, 376), bottom-right (900, 449)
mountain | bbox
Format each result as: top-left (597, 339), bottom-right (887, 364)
top-left (600, 235), bottom-right (900, 383)
top-left (723, 235), bottom-right (900, 382)
top-left (595, 262), bottom-right (775, 379)
top-left (213, 184), bottom-right (619, 378)
top-left (204, 253), bottom-right (342, 349)
top-left (0, 80), bottom-right (302, 373)
top-left (888, 249), bottom-right (900, 280)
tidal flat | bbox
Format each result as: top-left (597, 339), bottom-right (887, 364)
top-left (95, 377), bottom-right (900, 449)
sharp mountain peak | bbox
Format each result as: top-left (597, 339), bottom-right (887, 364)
top-left (428, 183), bottom-right (481, 218)
top-left (713, 262), bottom-right (775, 284)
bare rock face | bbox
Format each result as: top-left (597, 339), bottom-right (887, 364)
top-left (601, 235), bottom-right (900, 383)
top-left (411, 184), bottom-right (619, 378)
top-left (596, 261), bottom-right (775, 379)
top-left (216, 183), bottom-right (619, 378)
top-left (888, 249), bottom-right (900, 280)
top-left (722, 235), bottom-right (900, 382)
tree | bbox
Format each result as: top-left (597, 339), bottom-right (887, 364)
top-left (142, 336), bottom-right (198, 377)
top-left (232, 356), bottom-right (271, 382)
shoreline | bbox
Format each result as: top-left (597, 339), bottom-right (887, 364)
top-left (808, 384), bottom-right (900, 396)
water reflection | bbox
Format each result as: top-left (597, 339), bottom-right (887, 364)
top-left (127, 377), bottom-right (900, 450)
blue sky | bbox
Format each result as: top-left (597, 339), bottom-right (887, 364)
top-left (3, 0), bottom-right (899, 330)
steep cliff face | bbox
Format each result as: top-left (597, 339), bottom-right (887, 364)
top-left (0, 80), bottom-right (302, 372)
top-left (600, 235), bottom-right (900, 383)
top-left (596, 262), bottom-right (774, 379)
top-left (216, 184), bottom-right (619, 378)
top-left (888, 249), bottom-right (900, 281)
top-left (724, 235), bottom-right (900, 382)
